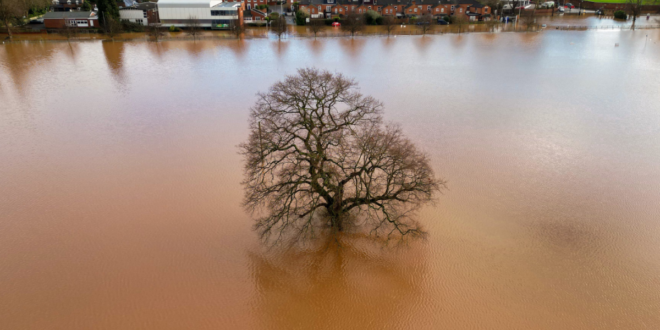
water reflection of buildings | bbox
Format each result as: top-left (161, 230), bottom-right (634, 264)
top-left (249, 235), bottom-right (429, 329)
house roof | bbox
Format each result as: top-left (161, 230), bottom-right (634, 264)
top-left (249, 8), bottom-right (267, 15)
top-left (120, 2), bottom-right (158, 10)
top-left (43, 11), bottom-right (96, 19)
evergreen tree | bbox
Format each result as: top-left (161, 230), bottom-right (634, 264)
top-left (96, 0), bottom-right (119, 28)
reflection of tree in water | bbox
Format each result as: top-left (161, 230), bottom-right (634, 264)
top-left (146, 41), bottom-right (167, 60)
top-left (338, 38), bottom-right (366, 58)
top-left (480, 32), bottom-right (498, 44)
top-left (63, 42), bottom-right (80, 63)
top-left (414, 35), bottom-right (434, 54)
top-left (184, 40), bottom-right (205, 58)
top-left (450, 35), bottom-right (466, 48)
top-left (271, 40), bottom-right (289, 59)
top-left (307, 39), bottom-right (324, 57)
top-left (0, 42), bottom-right (58, 95)
top-left (102, 41), bottom-right (125, 84)
top-left (381, 36), bottom-right (396, 53)
top-left (249, 234), bottom-right (430, 329)
top-left (225, 39), bottom-right (248, 59)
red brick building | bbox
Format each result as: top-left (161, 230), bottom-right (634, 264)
top-left (43, 11), bottom-right (99, 28)
top-left (300, 0), bottom-right (490, 20)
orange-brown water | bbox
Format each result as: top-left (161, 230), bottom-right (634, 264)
top-left (1, 31), bottom-right (660, 329)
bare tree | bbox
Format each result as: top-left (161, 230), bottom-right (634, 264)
top-left (271, 16), bottom-right (287, 40)
top-left (341, 13), bottom-right (365, 37)
top-left (146, 23), bottom-right (165, 41)
top-left (453, 15), bottom-right (468, 34)
top-left (625, 0), bottom-right (646, 30)
top-left (485, 17), bottom-right (498, 32)
top-left (104, 16), bottom-right (123, 40)
top-left (187, 15), bottom-right (202, 41)
top-left (240, 68), bottom-right (444, 245)
top-left (382, 15), bottom-right (397, 36)
top-left (59, 16), bottom-right (78, 42)
top-left (229, 19), bottom-right (244, 39)
top-left (308, 19), bottom-right (323, 38)
top-left (417, 13), bottom-right (434, 35)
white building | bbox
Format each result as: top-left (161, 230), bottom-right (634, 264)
top-left (119, 3), bottom-right (158, 26)
top-left (157, 0), bottom-right (243, 29)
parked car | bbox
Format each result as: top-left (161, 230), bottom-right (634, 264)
top-left (29, 18), bottom-right (44, 24)
top-left (525, 4), bottom-right (536, 9)
top-left (415, 21), bottom-right (430, 25)
top-left (541, 1), bottom-right (555, 8)
top-left (437, 19), bottom-right (449, 25)
top-left (331, 22), bottom-right (340, 27)
top-left (557, 6), bottom-right (565, 12)
top-left (564, 3), bottom-right (574, 8)
top-left (501, 16), bottom-right (517, 22)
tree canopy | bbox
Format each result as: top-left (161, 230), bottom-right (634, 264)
top-left (1, 0), bottom-right (49, 39)
top-left (241, 68), bottom-right (444, 245)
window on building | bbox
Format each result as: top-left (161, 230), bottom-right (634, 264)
top-left (368, 6), bottom-right (371, 9)
top-left (450, 5), bottom-right (455, 10)
top-left (459, 8), bottom-right (462, 12)
top-left (394, 6), bottom-right (397, 9)
top-left (414, 8), bottom-right (417, 12)
top-left (441, 8), bottom-right (444, 12)
top-left (211, 10), bottom-right (234, 15)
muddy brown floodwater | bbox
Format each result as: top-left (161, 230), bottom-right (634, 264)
top-left (1, 30), bottom-right (660, 330)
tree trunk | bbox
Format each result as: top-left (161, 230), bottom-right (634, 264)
top-left (4, 18), bottom-right (11, 40)
top-left (328, 189), bottom-right (344, 232)
top-left (632, 15), bottom-right (636, 30)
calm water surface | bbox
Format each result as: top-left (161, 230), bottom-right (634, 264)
top-left (1, 31), bottom-right (660, 329)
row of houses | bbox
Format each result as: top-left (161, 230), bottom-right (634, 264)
top-left (42, 0), bottom-right (493, 30)
top-left (300, 0), bottom-right (492, 21)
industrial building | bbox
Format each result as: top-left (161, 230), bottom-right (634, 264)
top-left (157, 0), bottom-right (244, 29)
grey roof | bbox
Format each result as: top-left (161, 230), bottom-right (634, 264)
top-left (121, 0), bottom-right (138, 7)
top-left (213, 1), bottom-right (241, 7)
top-left (119, 2), bottom-right (158, 10)
top-left (43, 11), bottom-right (96, 19)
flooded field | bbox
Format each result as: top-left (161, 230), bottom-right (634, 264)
top-left (1, 30), bottom-right (660, 329)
